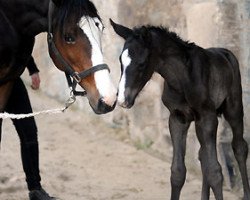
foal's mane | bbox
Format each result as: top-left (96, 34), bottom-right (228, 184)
top-left (55, 0), bottom-right (101, 32)
top-left (134, 26), bottom-right (196, 49)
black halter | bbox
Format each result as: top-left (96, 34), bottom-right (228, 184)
top-left (47, 0), bottom-right (110, 96)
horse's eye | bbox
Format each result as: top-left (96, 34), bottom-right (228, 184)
top-left (95, 21), bottom-right (104, 31)
top-left (64, 35), bottom-right (75, 44)
top-left (95, 22), bottom-right (100, 27)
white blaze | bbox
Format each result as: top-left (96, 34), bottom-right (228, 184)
top-left (79, 17), bottom-right (116, 106)
top-left (118, 49), bottom-right (131, 105)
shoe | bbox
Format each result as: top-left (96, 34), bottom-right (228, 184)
top-left (29, 188), bottom-right (56, 200)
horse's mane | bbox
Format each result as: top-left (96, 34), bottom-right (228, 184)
top-left (134, 25), bottom-right (196, 49)
top-left (55, 0), bottom-right (101, 32)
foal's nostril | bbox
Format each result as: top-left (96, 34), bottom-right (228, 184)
top-left (118, 100), bottom-right (133, 109)
top-left (118, 101), bottom-right (128, 108)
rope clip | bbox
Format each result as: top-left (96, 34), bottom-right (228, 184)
top-left (64, 91), bottom-right (76, 111)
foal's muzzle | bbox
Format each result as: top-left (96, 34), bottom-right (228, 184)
top-left (118, 88), bottom-right (136, 109)
top-left (118, 100), bottom-right (134, 109)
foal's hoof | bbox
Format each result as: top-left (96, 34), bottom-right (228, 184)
top-left (29, 188), bottom-right (56, 200)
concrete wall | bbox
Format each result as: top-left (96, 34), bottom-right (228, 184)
top-left (28, 0), bottom-right (250, 188)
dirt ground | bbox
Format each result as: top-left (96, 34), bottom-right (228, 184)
top-left (0, 86), bottom-right (243, 200)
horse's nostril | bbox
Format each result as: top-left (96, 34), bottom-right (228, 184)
top-left (101, 96), bottom-right (116, 107)
top-left (118, 100), bottom-right (133, 109)
top-left (96, 98), bottom-right (115, 114)
top-left (118, 94), bottom-right (135, 109)
top-left (98, 98), bottom-right (106, 107)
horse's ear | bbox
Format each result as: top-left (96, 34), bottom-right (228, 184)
top-left (52, 0), bottom-right (61, 6)
top-left (110, 19), bottom-right (133, 40)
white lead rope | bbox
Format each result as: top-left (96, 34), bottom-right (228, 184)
top-left (0, 92), bottom-right (76, 119)
top-left (0, 108), bottom-right (66, 119)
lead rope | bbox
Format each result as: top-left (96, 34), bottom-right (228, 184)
top-left (0, 92), bottom-right (76, 119)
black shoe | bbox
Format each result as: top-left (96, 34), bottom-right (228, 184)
top-left (29, 188), bottom-right (56, 200)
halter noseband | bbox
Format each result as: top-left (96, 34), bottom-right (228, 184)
top-left (47, 0), bottom-right (110, 96)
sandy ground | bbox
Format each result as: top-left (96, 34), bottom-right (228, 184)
top-left (0, 86), bottom-right (242, 200)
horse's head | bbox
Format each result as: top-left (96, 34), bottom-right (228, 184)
top-left (110, 20), bottom-right (154, 109)
top-left (49, 0), bottom-right (117, 114)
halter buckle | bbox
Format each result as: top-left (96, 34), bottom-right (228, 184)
top-left (72, 72), bottom-right (81, 83)
top-left (64, 91), bottom-right (76, 110)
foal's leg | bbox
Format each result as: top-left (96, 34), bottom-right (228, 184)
top-left (169, 113), bottom-right (190, 200)
top-left (195, 111), bottom-right (223, 200)
top-left (223, 98), bottom-right (250, 200)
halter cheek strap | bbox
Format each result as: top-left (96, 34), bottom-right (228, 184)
top-left (47, 0), bottom-right (110, 97)
top-left (65, 64), bottom-right (110, 97)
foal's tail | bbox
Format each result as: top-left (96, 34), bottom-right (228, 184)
top-left (0, 119), bottom-right (2, 149)
top-left (0, 124), bottom-right (1, 149)
top-left (221, 48), bottom-right (242, 86)
top-left (0, 129), bottom-right (1, 150)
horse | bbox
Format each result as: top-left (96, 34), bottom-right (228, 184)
top-left (0, 0), bottom-right (117, 115)
top-left (0, 0), bottom-right (117, 199)
top-left (110, 19), bottom-right (250, 200)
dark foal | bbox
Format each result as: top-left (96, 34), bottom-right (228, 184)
top-left (111, 20), bottom-right (250, 200)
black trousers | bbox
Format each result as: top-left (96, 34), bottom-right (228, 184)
top-left (5, 78), bottom-right (41, 191)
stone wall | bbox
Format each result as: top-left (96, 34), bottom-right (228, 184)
top-left (29, 0), bottom-right (250, 188)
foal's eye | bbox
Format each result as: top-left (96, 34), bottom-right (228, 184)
top-left (64, 35), bottom-right (75, 44)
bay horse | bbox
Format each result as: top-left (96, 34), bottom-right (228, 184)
top-left (0, 0), bottom-right (117, 199)
top-left (0, 0), bottom-right (117, 115)
top-left (110, 20), bottom-right (250, 200)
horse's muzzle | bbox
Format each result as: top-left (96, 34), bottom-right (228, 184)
top-left (118, 101), bottom-right (129, 109)
top-left (93, 98), bottom-right (116, 114)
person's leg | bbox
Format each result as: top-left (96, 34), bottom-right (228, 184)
top-left (5, 78), bottom-right (54, 199)
top-left (6, 78), bottom-right (41, 190)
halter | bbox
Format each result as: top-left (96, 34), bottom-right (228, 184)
top-left (47, 0), bottom-right (110, 97)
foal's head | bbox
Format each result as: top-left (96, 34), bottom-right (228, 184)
top-left (49, 0), bottom-right (117, 114)
top-left (110, 20), bottom-right (154, 108)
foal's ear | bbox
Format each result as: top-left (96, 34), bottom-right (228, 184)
top-left (110, 19), bottom-right (133, 40)
top-left (52, 0), bottom-right (62, 6)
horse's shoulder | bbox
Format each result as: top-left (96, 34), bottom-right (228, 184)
top-left (183, 47), bottom-right (210, 83)
top-left (0, 8), bottom-right (18, 45)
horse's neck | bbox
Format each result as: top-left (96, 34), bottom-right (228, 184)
top-left (156, 59), bottom-right (187, 86)
top-left (0, 0), bottom-right (50, 36)
top-left (151, 36), bottom-right (187, 80)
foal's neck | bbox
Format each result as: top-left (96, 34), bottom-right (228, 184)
top-left (149, 29), bottom-right (190, 80)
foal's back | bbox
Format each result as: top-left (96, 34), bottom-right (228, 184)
top-left (194, 47), bottom-right (242, 110)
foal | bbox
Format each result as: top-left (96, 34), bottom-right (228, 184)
top-left (111, 20), bottom-right (250, 200)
